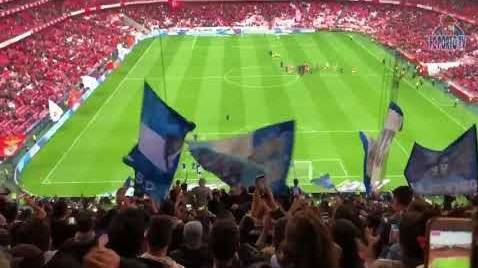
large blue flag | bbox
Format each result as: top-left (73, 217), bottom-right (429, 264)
top-left (124, 83), bottom-right (195, 202)
top-left (311, 173), bottom-right (335, 190)
top-left (188, 121), bottom-right (294, 194)
top-left (405, 125), bottom-right (477, 195)
top-left (359, 101), bottom-right (403, 194)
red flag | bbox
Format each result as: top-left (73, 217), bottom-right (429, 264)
top-left (126, 35), bottom-right (135, 48)
top-left (67, 89), bottom-right (81, 109)
top-left (0, 134), bottom-right (25, 157)
top-left (105, 61), bottom-right (114, 71)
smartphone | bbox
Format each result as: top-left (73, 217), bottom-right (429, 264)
top-left (425, 217), bottom-right (473, 268)
top-left (67, 216), bottom-right (76, 225)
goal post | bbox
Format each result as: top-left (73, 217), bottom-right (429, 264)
top-left (289, 160), bottom-right (314, 181)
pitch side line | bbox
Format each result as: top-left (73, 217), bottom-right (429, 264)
top-left (414, 88), bottom-right (466, 130)
top-left (192, 36), bottom-right (197, 50)
top-left (295, 158), bottom-right (349, 176)
top-left (42, 40), bottom-right (156, 185)
top-left (42, 180), bottom-right (124, 185)
top-left (197, 129), bottom-right (379, 136)
top-left (393, 139), bottom-right (408, 156)
top-left (350, 36), bottom-right (466, 130)
top-left (338, 160), bottom-right (349, 176)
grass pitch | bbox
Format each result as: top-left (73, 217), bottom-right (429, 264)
top-left (19, 32), bottom-right (478, 196)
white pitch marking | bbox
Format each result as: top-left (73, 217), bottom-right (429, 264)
top-left (338, 160), bottom-right (349, 176)
top-left (192, 36), bottom-right (197, 50)
top-left (42, 180), bottom-right (124, 185)
top-left (197, 129), bottom-right (379, 136)
top-left (42, 40), bottom-right (156, 184)
top-left (350, 36), bottom-right (466, 130)
top-left (394, 139), bottom-right (408, 156)
top-left (298, 158), bottom-right (349, 176)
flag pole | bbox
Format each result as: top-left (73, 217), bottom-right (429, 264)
top-left (292, 161), bottom-right (297, 179)
top-left (185, 163), bottom-right (188, 184)
top-left (159, 34), bottom-right (168, 102)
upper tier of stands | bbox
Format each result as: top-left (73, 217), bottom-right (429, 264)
top-left (0, 0), bottom-right (477, 136)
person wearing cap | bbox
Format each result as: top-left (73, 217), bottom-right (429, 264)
top-left (170, 221), bottom-right (211, 268)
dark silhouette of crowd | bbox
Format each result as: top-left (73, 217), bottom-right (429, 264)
top-left (0, 175), bottom-right (474, 268)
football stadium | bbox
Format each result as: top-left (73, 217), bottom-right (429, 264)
top-left (0, 0), bottom-right (478, 267)
top-left (16, 33), bottom-right (478, 197)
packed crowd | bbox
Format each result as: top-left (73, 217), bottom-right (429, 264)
top-left (0, 0), bottom-right (66, 43)
top-left (0, 176), bottom-right (474, 268)
top-left (125, 2), bottom-right (478, 89)
top-left (1, 1), bottom-right (478, 136)
top-left (121, 0), bottom-right (478, 63)
top-left (0, 11), bottom-right (133, 135)
top-left (403, 0), bottom-right (478, 22)
top-left (441, 64), bottom-right (478, 93)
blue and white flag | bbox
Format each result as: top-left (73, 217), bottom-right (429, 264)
top-left (359, 102), bottom-right (403, 194)
top-left (188, 121), bottom-right (294, 194)
top-left (311, 173), bottom-right (335, 190)
top-left (359, 131), bottom-right (375, 194)
top-left (405, 125), bottom-right (477, 195)
top-left (123, 176), bottom-right (133, 188)
top-left (124, 83), bottom-right (195, 202)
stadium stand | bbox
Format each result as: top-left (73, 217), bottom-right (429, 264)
top-left (0, 2), bottom-right (477, 268)
top-left (0, 1), bottom-right (478, 137)
top-left (0, 11), bottom-right (132, 135)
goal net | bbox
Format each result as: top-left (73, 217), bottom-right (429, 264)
top-left (289, 160), bottom-right (314, 181)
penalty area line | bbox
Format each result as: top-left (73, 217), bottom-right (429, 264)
top-left (197, 129), bottom-right (379, 136)
top-left (42, 180), bottom-right (124, 185)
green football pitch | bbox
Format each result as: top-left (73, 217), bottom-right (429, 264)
top-left (19, 32), bottom-right (478, 196)
top-left (431, 257), bottom-right (470, 268)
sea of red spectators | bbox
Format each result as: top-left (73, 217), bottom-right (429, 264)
top-left (0, 1), bottom-right (65, 43)
top-left (0, 1), bottom-right (478, 136)
top-left (404, 0), bottom-right (478, 22)
top-left (0, 11), bottom-right (132, 135)
top-left (442, 64), bottom-right (478, 94)
top-left (0, 0), bottom-right (40, 10)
